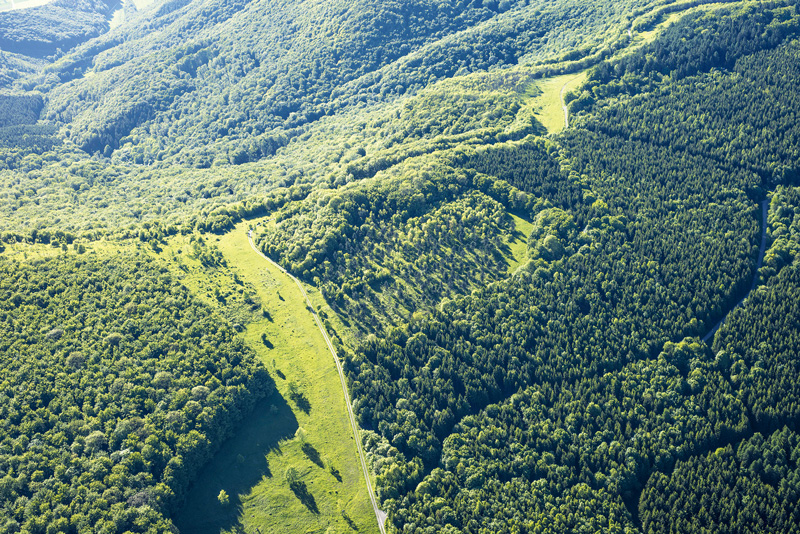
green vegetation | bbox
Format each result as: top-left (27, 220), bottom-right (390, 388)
top-left (254, 155), bottom-right (540, 334)
top-left (166, 223), bottom-right (374, 533)
top-left (532, 71), bottom-right (586, 133)
top-left (335, 3), bottom-right (800, 532)
top-left (641, 428), bottom-right (800, 532)
top-left (0, 0), bottom-right (116, 57)
top-left (3, 0), bottom-right (800, 533)
top-left (0, 248), bottom-right (273, 532)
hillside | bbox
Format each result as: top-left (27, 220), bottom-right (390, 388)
top-left (3, 0), bottom-right (800, 533)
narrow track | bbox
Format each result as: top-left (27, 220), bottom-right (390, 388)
top-left (248, 229), bottom-right (387, 534)
top-left (702, 199), bottom-right (768, 343)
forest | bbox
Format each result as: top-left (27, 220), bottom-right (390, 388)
top-left (0, 251), bottom-right (273, 532)
top-left (1, 0), bottom-right (800, 532)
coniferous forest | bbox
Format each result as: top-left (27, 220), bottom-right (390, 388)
top-left (2, 0), bottom-right (800, 532)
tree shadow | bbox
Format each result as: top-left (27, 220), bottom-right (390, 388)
top-left (289, 479), bottom-right (319, 514)
top-left (290, 391), bottom-right (311, 414)
top-left (287, 382), bottom-right (311, 414)
top-left (328, 464), bottom-right (342, 482)
top-left (341, 509), bottom-right (359, 531)
top-left (173, 391), bottom-right (299, 534)
top-left (301, 442), bottom-right (324, 468)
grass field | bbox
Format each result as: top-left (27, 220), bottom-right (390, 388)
top-left (504, 213), bottom-right (534, 274)
top-left (532, 71), bottom-right (588, 134)
top-left (1, 238), bottom-right (137, 263)
top-left (167, 221), bottom-right (376, 534)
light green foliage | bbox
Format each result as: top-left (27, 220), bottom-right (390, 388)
top-left (171, 222), bottom-right (375, 534)
top-left (527, 207), bottom-right (579, 263)
top-left (256, 157), bottom-right (530, 334)
top-left (761, 186), bottom-right (800, 281)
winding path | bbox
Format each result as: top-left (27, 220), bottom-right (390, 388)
top-left (702, 200), bottom-right (768, 343)
top-left (248, 229), bottom-right (387, 534)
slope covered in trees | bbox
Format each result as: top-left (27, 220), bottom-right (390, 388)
top-left (35, 0), bottom-right (642, 161)
top-left (0, 0), bottom-right (117, 57)
top-left (336, 3), bottom-right (800, 532)
top-left (2, 0), bottom-right (800, 532)
top-left (0, 250), bottom-right (273, 532)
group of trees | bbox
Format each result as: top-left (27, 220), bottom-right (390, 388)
top-left (0, 251), bottom-right (273, 532)
top-left (375, 337), bottom-right (751, 533)
top-left (256, 155), bottom-right (541, 333)
top-left (0, 0), bottom-right (117, 57)
top-left (38, 0), bottom-right (526, 160)
top-left (577, 4), bottom-right (800, 184)
top-left (331, 3), bottom-right (800, 532)
top-left (641, 428), bottom-right (800, 533)
top-left (7, 0), bottom-right (661, 168)
top-left (577, 1), bottom-right (800, 102)
top-left (760, 185), bottom-right (800, 280)
top-left (342, 119), bottom-right (762, 463)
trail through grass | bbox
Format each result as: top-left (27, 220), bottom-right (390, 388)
top-left (168, 221), bottom-right (375, 534)
top-left (533, 71), bottom-right (588, 134)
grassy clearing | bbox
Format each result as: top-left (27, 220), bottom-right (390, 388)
top-left (532, 71), bottom-right (588, 134)
top-left (504, 213), bottom-right (534, 274)
top-left (168, 220), bottom-right (375, 534)
top-left (1, 238), bottom-right (136, 263)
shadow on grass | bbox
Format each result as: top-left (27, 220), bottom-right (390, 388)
top-left (289, 479), bottom-right (319, 514)
top-left (301, 442), bottom-right (324, 468)
top-left (287, 382), bottom-right (311, 414)
top-left (173, 391), bottom-right (299, 534)
top-left (290, 391), bottom-right (311, 414)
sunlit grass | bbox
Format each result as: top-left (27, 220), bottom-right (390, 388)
top-left (533, 71), bottom-right (588, 134)
top-left (505, 212), bottom-right (534, 274)
top-left (167, 220), bottom-right (376, 534)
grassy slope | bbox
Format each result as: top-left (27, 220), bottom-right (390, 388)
top-left (533, 71), bottom-right (588, 134)
top-left (1, 233), bottom-right (373, 533)
top-left (504, 213), bottom-right (534, 274)
top-left (164, 220), bottom-right (375, 534)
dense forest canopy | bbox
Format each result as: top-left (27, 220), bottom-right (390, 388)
top-left (2, 0), bottom-right (800, 532)
top-left (0, 251), bottom-right (273, 532)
